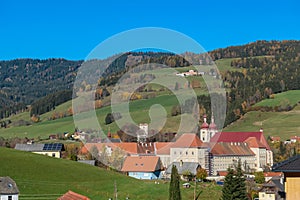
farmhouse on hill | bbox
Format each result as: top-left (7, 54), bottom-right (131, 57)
top-left (15, 143), bottom-right (64, 158)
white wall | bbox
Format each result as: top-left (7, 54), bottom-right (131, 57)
top-left (0, 194), bottom-right (18, 200)
top-left (33, 151), bottom-right (60, 158)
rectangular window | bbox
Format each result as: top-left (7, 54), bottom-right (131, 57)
top-left (8, 196), bottom-right (12, 200)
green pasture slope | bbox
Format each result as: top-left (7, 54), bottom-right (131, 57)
top-left (254, 90), bottom-right (300, 107)
top-left (224, 90), bottom-right (300, 140)
top-left (0, 147), bottom-right (222, 200)
top-left (0, 94), bottom-right (200, 139)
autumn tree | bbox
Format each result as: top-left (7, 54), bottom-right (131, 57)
top-left (196, 168), bottom-right (207, 181)
top-left (254, 171), bottom-right (265, 184)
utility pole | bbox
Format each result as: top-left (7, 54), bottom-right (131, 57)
top-left (194, 178), bottom-right (196, 200)
top-left (114, 180), bottom-right (117, 200)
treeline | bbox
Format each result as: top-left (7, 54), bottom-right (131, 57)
top-left (30, 90), bottom-right (73, 116)
top-left (209, 40), bottom-right (300, 60)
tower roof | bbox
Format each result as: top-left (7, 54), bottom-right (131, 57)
top-left (201, 114), bottom-right (209, 129)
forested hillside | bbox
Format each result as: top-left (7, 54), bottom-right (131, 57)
top-left (0, 58), bottom-right (82, 118)
top-left (218, 40), bottom-right (300, 125)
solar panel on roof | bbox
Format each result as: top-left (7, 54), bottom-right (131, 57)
top-left (43, 143), bottom-right (63, 151)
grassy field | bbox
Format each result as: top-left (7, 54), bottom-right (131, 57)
top-left (254, 90), bottom-right (300, 107)
top-left (0, 147), bottom-right (222, 200)
top-left (0, 94), bottom-right (200, 139)
top-left (224, 105), bottom-right (300, 140)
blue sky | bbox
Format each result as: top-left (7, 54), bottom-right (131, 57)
top-left (1, 0), bottom-right (299, 60)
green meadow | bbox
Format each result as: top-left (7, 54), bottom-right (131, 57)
top-left (0, 147), bottom-right (222, 200)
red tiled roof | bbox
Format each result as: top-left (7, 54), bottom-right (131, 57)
top-left (270, 136), bottom-right (281, 141)
top-left (172, 133), bottom-right (203, 148)
top-left (217, 171), bottom-right (228, 176)
top-left (155, 142), bottom-right (172, 155)
top-left (82, 142), bottom-right (139, 155)
top-left (264, 172), bottom-right (283, 177)
top-left (58, 190), bottom-right (90, 200)
top-left (244, 137), bottom-right (266, 148)
top-left (210, 132), bottom-right (270, 150)
top-left (121, 156), bottom-right (161, 172)
top-left (210, 142), bottom-right (255, 156)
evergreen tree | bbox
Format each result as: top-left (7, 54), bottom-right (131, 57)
top-left (169, 165), bottom-right (181, 200)
top-left (221, 160), bottom-right (248, 200)
top-left (232, 160), bottom-right (248, 200)
top-left (221, 168), bottom-right (235, 200)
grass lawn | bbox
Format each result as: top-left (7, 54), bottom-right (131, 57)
top-left (0, 147), bottom-right (222, 200)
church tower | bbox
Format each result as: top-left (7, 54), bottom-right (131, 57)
top-left (200, 114), bottom-right (210, 142)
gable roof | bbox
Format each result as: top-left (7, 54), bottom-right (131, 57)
top-left (58, 190), bottom-right (90, 200)
top-left (273, 154), bottom-right (300, 172)
top-left (210, 132), bottom-right (270, 150)
top-left (166, 162), bottom-right (200, 175)
top-left (244, 137), bottom-right (266, 148)
top-left (172, 133), bottom-right (203, 148)
top-left (82, 142), bottom-right (156, 155)
top-left (155, 142), bottom-right (171, 155)
top-left (121, 156), bottom-right (161, 172)
top-left (0, 176), bottom-right (19, 195)
top-left (210, 142), bottom-right (254, 156)
top-left (83, 143), bottom-right (138, 155)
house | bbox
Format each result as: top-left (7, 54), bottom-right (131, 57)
top-left (290, 136), bottom-right (300, 143)
top-left (166, 161), bottom-right (201, 180)
top-left (264, 172), bottom-right (283, 182)
top-left (209, 142), bottom-right (256, 175)
top-left (81, 142), bottom-right (155, 156)
top-left (270, 136), bottom-right (281, 143)
top-left (15, 143), bottom-right (64, 158)
top-left (258, 177), bottom-right (285, 200)
top-left (0, 176), bottom-right (19, 200)
top-left (273, 154), bottom-right (300, 200)
top-left (58, 190), bottom-right (90, 200)
top-left (121, 156), bottom-right (163, 180)
top-left (176, 70), bottom-right (201, 77)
